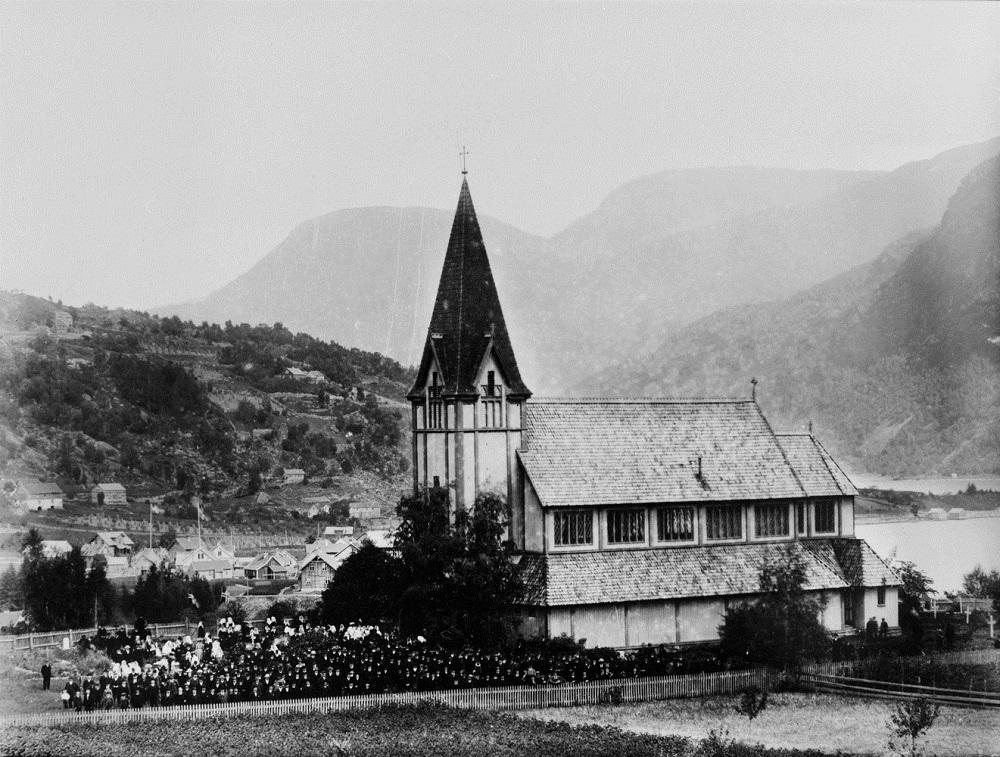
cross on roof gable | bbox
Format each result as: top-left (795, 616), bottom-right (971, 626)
top-left (407, 178), bottom-right (530, 401)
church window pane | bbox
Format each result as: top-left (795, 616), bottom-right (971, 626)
top-left (656, 507), bottom-right (695, 542)
top-left (607, 509), bottom-right (645, 544)
top-left (754, 504), bottom-right (789, 538)
top-left (706, 506), bottom-right (742, 540)
top-left (796, 502), bottom-right (807, 535)
top-left (815, 500), bottom-right (836, 533)
top-left (554, 511), bottom-right (593, 546)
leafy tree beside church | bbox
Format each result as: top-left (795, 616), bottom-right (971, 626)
top-left (719, 546), bottom-right (831, 672)
top-left (318, 487), bottom-right (523, 649)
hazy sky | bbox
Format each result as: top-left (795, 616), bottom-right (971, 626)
top-left (2, 1), bottom-right (998, 310)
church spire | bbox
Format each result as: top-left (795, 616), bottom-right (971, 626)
top-left (407, 177), bottom-right (531, 400)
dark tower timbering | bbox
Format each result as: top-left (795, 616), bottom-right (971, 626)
top-left (406, 178), bottom-right (531, 515)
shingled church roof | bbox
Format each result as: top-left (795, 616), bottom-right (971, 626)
top-left (407, 178), bottom-right (530, 400)
top-left (519, 398), bottom-right (807, 507)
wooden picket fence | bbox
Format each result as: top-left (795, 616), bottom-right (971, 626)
top-left (0, 667), bottom-right (774, 728)
top-left (0, 619), bottom-right (268, 653)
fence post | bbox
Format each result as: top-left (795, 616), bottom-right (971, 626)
top-left (28, 632), bottom-right (33, 650)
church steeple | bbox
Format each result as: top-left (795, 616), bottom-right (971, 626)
top-left (407, 178), bottom-right (531, 401)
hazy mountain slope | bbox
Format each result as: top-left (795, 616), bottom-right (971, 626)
top-left (583, 155), bottom-right (1000, 476)
top-left (160, 139), bottom-right (1000, 395)
top-left (163, 209), bottom-right (552, 378)
top-left (546, 139), bottom-right (1000, 377)
top-left (549, 167), bottom-right (882, 261)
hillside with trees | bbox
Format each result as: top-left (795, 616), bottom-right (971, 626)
top-left (0, 295), bottom-right (415, 531)
top-left (585, 155), bottom-right (1000, 476)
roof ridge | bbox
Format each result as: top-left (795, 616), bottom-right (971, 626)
top-left (808, 434), bottom-right (846, 496)
top-left (811, 436), bottom-right (858, 496)
top-left (754, 403), bottom-right (808, 499)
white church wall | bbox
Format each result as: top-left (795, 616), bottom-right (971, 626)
top-left (818, 590), bottom-right (843, 631)
top-left (677, 598), bottom-right (725, 643)
top-left (478, 432), bottom-right (508, 494)
top-left (861, 586), bottom-right (897, 628)
top-left (522, 478), bottom-right (545, 552)
top-left (462, 432), bottom-right (476, 506)
top-left (626, 601), bottom-right (675, 646)
top-left (425, 433), bottom-right (448, 488)
top-left (840, 497), bottom-right (855, 536)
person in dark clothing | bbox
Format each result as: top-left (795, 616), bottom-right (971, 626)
top-left (879, 618), bottom-right (889, 639)
top-left (40, 662), bottom-right (51, 690)
top-left (865, 616), bottom-right (878, 640)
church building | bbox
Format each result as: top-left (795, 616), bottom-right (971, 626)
top-left (407, 175), bottom-right (900, 648)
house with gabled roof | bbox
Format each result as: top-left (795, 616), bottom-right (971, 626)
top-left (81, 531), bottom-right (135, 576)
top-left (91, 482), bottom-right (127, 506)
top-left (169, 537), bottom-right (236, 579)
top-left (11, 481), bottom-right (64, 511)
top-left (244, 549), bottom-right (298, 580)
top-left (132, 546), bottom-right (170, 575)
top-left (406, 174), bottom-right (900, 648)
top-left (299, 538), bottom-right (362, 592)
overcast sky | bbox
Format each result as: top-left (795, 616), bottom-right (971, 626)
top-left (2, 1), bottom-right (999, 310)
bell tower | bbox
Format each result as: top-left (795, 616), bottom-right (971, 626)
top-left (406, 176), bottom-right (531, 516)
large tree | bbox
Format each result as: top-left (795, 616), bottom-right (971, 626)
top-left (319, 486), bottom-right (524, 648)
top-left (20, 540), bottom-right (112, 631)
top-left (962, 565), bottom-right (1000, 612)
top-left (318, 542), bottom-right (401, 627)
top-left (719, 546), bottom-right (831, 672)
top-left (894, 559), bottom-right (934, 642)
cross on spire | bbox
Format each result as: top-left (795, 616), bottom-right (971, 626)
top-left (459, 145), bottom-right (469, 175)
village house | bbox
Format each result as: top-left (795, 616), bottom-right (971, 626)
top-left (169, 537), bottom-right (236, 579)
top-left (298, 538), bottom-right (362, 592)
top-left (91, 482), bottom-right (127, 506)
top-left (11, 481), bottom-right (65, 512)
top-left (244, 549), bottom-right (298, 580)
top-left (22, 539), bottom-right (73, 559)
top-left (323, 525), bottom-right (354, 538)
top-left (406, 177), bottom-right (901, 648)
top-left (131, 546), bottom-right (170, 575)
top-left (348, 505), bottom-right (381, 519)
top-left (81, 531), bottom-right (135, 577)
top-left (283, 469), bottom-right (306, 486)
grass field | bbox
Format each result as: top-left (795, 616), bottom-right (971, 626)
top-left (0, 705), bottom-right (844, 757)
top-left (523, 692), bottom-right (1000, 756)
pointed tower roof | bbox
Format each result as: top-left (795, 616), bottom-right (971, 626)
top-left (407, 178), bottom-right (531, 400)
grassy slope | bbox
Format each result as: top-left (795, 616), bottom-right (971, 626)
top-left (524, 693), bottom-right (1000, 757)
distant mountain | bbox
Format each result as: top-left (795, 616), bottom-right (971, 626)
top-left (159, 138), bottom-right (1000, 395)
top-left (583, 155), bottom-right (1000, 476)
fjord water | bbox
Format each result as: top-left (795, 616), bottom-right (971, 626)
top-left (851, 474), bottom-right (1000, 593)
top-left (856, 517), bottom-right (1000, 593)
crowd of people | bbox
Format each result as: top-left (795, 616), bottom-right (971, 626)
top-left (53, 616), bottom-right (732, 711)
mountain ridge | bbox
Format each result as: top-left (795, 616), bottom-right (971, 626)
top-left (158, 138), bottom-right (1000, 397)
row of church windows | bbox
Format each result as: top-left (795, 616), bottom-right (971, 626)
top-left (553, 501), bottom-right (838, 547)
top-left (425, 371), bottom-right (506, 429)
